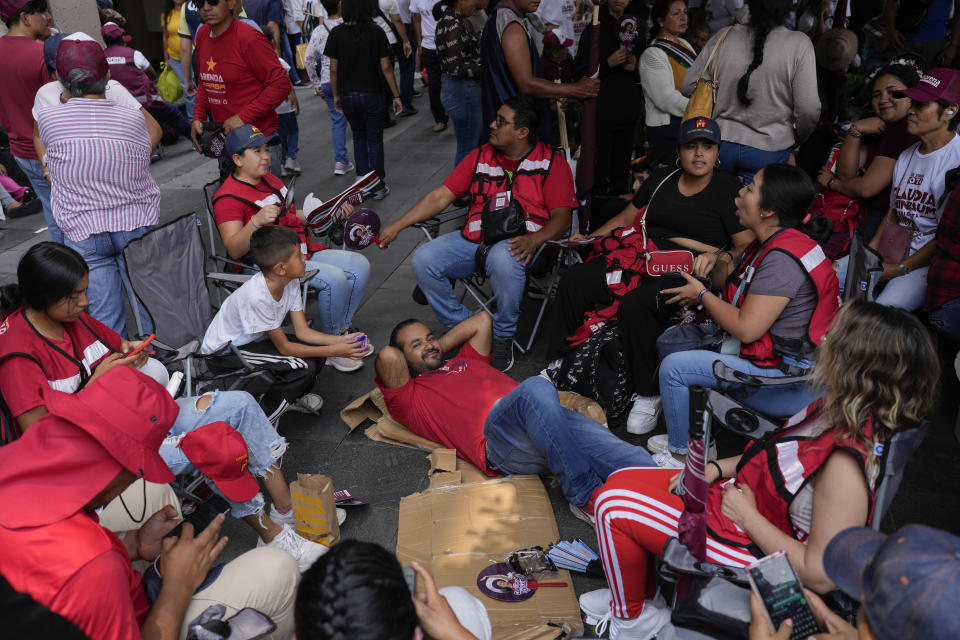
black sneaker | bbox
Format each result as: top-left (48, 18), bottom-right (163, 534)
top-left (490, 338), bottom-right (515, 372)
top-left (369, 184), bottom-right (390, 200)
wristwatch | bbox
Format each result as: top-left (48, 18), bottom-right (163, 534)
top-left (898, 262), bottom-right (910, 275)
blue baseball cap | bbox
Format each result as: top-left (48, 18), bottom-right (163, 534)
top-left (43, 31), bottom-right (69, 72)
top-left (678, 117), bottom-right (722, 145)
top-left (225, 124), bottom-right (271, 157)
top-left (824, 524), bottom-right (960, 640)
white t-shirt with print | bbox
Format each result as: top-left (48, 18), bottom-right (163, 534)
top-left (201, 272), bottom-right (303, 353)
top-left (410, 0), bottom-right (438, 49)
top-left (32, 80), bottom-right (141, 120)
top-left (890, 134), bottom-right (960, 255)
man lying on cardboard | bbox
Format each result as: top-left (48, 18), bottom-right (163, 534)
top-left (375, 311), bottom-right (656, 522)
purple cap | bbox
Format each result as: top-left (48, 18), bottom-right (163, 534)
top-left (0, 0), bottom-right (29, 22)
top-left (56, 35), bottom-right (108, 84)
top-left (101, 21), bottom-right (132, 44)
top-left (824, 524), bottom-right (960, 640)
top-left (343, 209), bottom-right (381, 250)
top-left (896, 67), bottom-right (960, 103)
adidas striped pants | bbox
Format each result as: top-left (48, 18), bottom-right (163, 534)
top-left (595, 467), bottom-right (758, 618)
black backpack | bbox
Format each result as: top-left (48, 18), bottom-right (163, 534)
top-left (547, 325), bottom-right (633, 421)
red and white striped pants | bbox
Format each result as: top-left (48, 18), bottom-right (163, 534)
top-left (594, 467), bottom-right (758, 618)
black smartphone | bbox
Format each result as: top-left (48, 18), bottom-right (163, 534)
top-left (746, 550), bottom-right (822, 640)
top-left (166, 494), bottom-right (231, 539)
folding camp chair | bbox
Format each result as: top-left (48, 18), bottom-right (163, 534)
top-left (412, 207), bottom-right (581, 354)
top-left (653, 377), bottom-right (930, 639)
top-left (121, 212), bottom-right (280, 396)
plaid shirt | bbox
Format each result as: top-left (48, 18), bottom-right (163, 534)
top-left (926, 185), bottom-right (960, 311)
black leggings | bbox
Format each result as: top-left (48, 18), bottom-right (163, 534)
top-left (555, 261), bottom-right (684, 396)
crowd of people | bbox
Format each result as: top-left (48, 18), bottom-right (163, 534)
top-left (1, 0), bottom-right (960, 638)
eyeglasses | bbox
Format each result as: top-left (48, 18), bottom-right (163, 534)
top-left (494, 115), bottom-right (515, 127)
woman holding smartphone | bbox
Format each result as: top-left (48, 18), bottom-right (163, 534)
top-left (578, 300), bottom-right (939, 640)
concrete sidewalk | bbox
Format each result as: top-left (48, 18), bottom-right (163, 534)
top-left (2, 82), bottom-right (958, 611)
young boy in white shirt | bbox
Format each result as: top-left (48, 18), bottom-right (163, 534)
top-left (202, 225), bottom-right (368, 423)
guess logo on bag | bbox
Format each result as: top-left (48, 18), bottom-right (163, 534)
top-left (646, 250), bottom-right (694, 275)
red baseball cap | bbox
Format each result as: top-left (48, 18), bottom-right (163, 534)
top-left (55, 33), bottom-right (108, 85)
top-left (896, 67), bottom-right (960, 103)
top-left (180, 422), bottom-right (259, 502)
top-left (0, 0), bottom-right (29, 22)
top-left (44, 366), bottom-right (178, 483)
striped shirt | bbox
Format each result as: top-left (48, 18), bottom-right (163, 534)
top-left (37, 98), bottom-right (160, 242)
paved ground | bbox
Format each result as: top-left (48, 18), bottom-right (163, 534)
top-left (4, 84), bottom-right (960, 617)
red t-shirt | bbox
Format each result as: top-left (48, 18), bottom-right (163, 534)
top-left (0, 511), bottom-right (148, 640)
top-left (376, 342), bottom-right (517, 474)
top-left (0, 35), bottom-right (51, 158)
top-left (0, 310), bottom-right (122, 417)
top-left (442, 147), bottom-right (577, 213)
top-left (193, 18), bottom-right (291, 135)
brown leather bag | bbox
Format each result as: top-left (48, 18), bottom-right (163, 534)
top-left (683, 26), bottom-right (732, 121)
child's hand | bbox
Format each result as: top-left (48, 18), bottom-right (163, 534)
top-left (331, 339), bottom-right (368, 359)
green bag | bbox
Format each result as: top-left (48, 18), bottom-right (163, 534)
top-left (157, 62), bottom-right (183, 103)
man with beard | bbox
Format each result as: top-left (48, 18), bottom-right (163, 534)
top-left (375, 311), bottom-right (655, 523)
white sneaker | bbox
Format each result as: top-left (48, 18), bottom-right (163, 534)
top-left (595, 594), bottom-right (670, 640)
top-left (326, 356), bottom-right (363, 372)
top-left (294, 393), bottom-right (324, 413)
top-left (652, 451), bottom-right (685, 469)
top-left (270, 503), bottom-right (295, 527)
top-left (646, 434), bottom-right (717, 459)
top-left (579, 588), bottom-right (611, 625)
top-left (626, 396), bottom-right (661, 435)
top-left (258, 523), bottom-right (329, 572)
top-left (284, 157), bottom-right (302, 174)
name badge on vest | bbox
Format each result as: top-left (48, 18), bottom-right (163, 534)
top-left (492, 191), bottom-right (512, 210)
top-left (743, 265), bottom-right (756, 284)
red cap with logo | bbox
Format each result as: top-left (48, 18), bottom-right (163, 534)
top-left (897, 67), bottom-right (960, 103)
top-left (180, 422), bottom-right (259, 502)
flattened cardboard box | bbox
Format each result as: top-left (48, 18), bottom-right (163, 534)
top-left (397, 476), bottom-right (583, 638)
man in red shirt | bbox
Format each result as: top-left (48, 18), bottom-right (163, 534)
top-left (375, 311), bottom-right (656, 522)
top-left (0, 366), bottom-right (299, 639)
top-left (190, 0), bottom-right (291, 176)
top-left (377, 95), bottom-right (576, 371)
top-left (0, 0), bottom-right (59, 242)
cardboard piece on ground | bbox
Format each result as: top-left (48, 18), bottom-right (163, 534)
top-left (397, 476), bottom-right (583, 638)
top-left (291, 473), bottom-right (340, 546)
top-left (427, 448), bottom-right (493, 487)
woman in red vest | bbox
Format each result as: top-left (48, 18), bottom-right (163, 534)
top-left (648, 164), bottom-right (839, 469)
top-left (578, 300), bottom-right (939, 639)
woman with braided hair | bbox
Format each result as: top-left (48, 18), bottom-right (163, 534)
top-left (295, 539), bottom-right (492, 640)
top-left (680, 0), bottom-right (821, 183)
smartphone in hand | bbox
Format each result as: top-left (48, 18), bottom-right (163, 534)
top-left (746, 550), bottom-right (822, 640)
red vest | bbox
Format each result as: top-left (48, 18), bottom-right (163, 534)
top-left (461, 142), bottom-right (556, 243)
top-left (722, 228), bottom-right (840, 367)
top-left (213, 173), bottom-right (327, 255)
top-left (567, 219), bottom-right (657, 346)
top-left (705, 402), bottom-right (877, 555)
top-left (104, 45), bottom-right (163, 108)
top-left (0, 511), bottom-right (151, 630)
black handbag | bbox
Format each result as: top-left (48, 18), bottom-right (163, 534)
top-left (474, 191), bottom-right (527, 277)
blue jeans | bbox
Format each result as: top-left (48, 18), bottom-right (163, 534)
top-left (269, 141), bottom-right (283, 178)
top-left (320, 82), bottom-right (349, 164)
top-left (412, 232), bottom-right (526, 340)
top-left (440, 74), bottom-right (483, 166)
top-left (483, 377), bottom-right (655, 506)
top-left (659, 350), bottom-right (820, 454)
top-left (277, 112), bottom-right (299, 160)
top-left (167, 57), bottom-right (195, 119)
top-left (340, 91), bottom-right (386, 180)
top-left (14, 156), bottom-right (61, 244)
top-left (835, 255), bottom-right (929, 310)
top-left (306, 249), bottom-right (371, 334)
top-left (930, 297), bottom-right (960, 342)
top-left (717, 142), bottom-right (792, 184)
top-left (146, 101), bottom-right (192, 139)
top-left (65, 226), bottom-right (154, 338)
top-left (398, 24), bottom-right (416, 109)
top-left (161, 390), bottom-right (287, 518)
